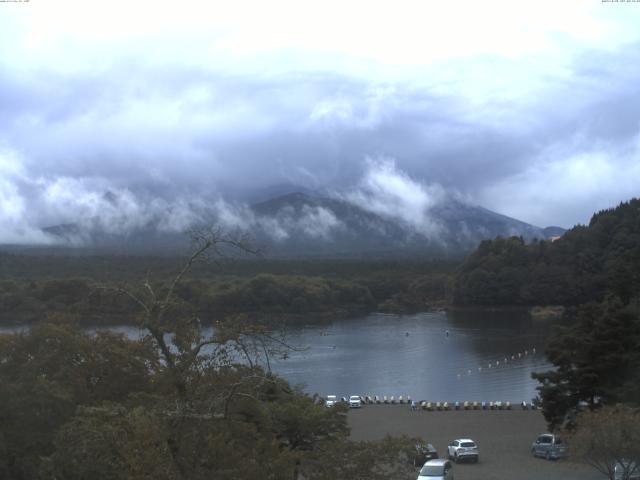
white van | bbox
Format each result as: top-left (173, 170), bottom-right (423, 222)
top-left (325, 395), bottom-right (338, 407)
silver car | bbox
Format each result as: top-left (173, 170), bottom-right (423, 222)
top-left (531, 433), bottom-right (568, 460)
top-left (417, 459), bottom-right (454, 480)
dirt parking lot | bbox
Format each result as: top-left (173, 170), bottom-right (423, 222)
top-left (348, 405), bottom-right (603, 480)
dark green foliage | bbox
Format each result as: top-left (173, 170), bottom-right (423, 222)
top-left (533, 298), bottom-right (640, 430)
top-left (453, 198), bottom-right (640, 306)
top-left (0, 322), bottom-right (353, 480)
top-left (0, 323), bottom-right (159, 479)
top-left (40, 278), bottom-right (90, 304)
top-left (201, 274), bottom-right (375, 316)
top-left (377, 273), bottom-right (451, 312)
top-left (0, 258), bottom-right (455, 325)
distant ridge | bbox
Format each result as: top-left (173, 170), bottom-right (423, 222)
top-left (30, 191), bottom-right (565, 258)
top-left (248, 192), bottom-right (563, 258)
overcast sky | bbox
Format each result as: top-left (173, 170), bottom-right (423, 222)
top-left (1, 0), bottom-right (640, 243)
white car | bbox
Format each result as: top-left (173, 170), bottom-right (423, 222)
top-left (325, 395), bottom-right (338, 407)
top-left (417, 459), bottom-right (454, 480)
top-left (615, 461), bottom-right (640, 480)
top-left (349, 395), bottom-right (362, 408)
top-left (447, 438), bottom-right (479, 463)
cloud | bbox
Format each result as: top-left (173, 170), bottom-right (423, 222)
top-left (1, 2), bottom-right (640, 234)
top-left (342, 158), bottom-right (446, 238)
top-left (0, 148), bottom-right (53, 244)
top-left (210, 200), bottom-right (342, 243)
top-left (478, 131), bottom-right (640, 227)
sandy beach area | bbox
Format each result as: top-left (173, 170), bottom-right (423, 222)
top-left (348, 405), bottom-right (603, 480)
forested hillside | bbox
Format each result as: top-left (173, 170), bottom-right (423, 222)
top-left (453, 198), bottom-right (640, 306)
top-left (0, 257), bottom-right (454, 325)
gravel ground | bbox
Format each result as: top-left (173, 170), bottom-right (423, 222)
top-left (348, 405), bottom-right (603, 480)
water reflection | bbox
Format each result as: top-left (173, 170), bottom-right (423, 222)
top-left (271, 310), bottom-right (552, 402)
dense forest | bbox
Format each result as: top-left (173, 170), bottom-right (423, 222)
top-left (0, 256), bottom-right (454, 325)
top-left (452, 198), bottom-right (640, 306)
top-left (533, 296), bottom-right (640, 429)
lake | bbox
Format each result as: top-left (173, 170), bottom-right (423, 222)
top-left (0, 309), bottom-right (553, 403)
top-left (270, 310), bottom-right (553, 403)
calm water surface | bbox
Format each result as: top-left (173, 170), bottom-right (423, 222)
top-left (270, 310), bottom-right (552, 403)
top-left (1, 310), bottom-right (553, 402)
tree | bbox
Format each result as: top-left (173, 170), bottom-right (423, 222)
top-left (532, 298), bottom-right (640, 430)
top-left (47, 228), bottom-right (351, 480)
top-left (0, 321), bottom-right (158, 480)
top-left (568, 406), bottom-right (640, 480)
top-left (1, 227), bottom-right (418, 479)
top-left (301, 435), bottom-right (418, 480)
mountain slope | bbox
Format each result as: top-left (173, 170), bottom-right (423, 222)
top-left (34, 191), bottom-right (563, 258)
top-left (452, 197), bottom-right (640, 306)
top-left (248, 192), bottom-right (558, 258)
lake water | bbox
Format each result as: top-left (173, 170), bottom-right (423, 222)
top-left (0, 309), bottom-right (553, 403)
top-left (270, 310), bottom-right (553, 403)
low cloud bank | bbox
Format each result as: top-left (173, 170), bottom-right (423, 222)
top-left (1, 151), bottom-right (455, 246)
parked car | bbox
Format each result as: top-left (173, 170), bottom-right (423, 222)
top-left (417, 459), bottom-right (454, 480)
top-left (531, 433), bottom-right (568, 460)
top-left (413, 443), bottom-right (439, 466)
top-left (349, 395), bottom-right (362, 408)
top-left (325, 395), bottom-right (338, 407)
top-left (614, 460), bottom-right (640, 480)
top-left (447, 438), bottom-right (479, 463)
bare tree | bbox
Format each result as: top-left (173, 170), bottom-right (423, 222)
top-left (97, 227), bottom-right (303, 478)
top-left (106, 226), bottom-right (292, 399)
top-left (568, 406), bottom-right (640, 480)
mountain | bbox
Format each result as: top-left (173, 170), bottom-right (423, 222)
top-left (247, 192), bottom-right (561, 258)
top-left (33, 191), bottom-right (564, 258)
top-left (243, 183), bottom-right (321, 204)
